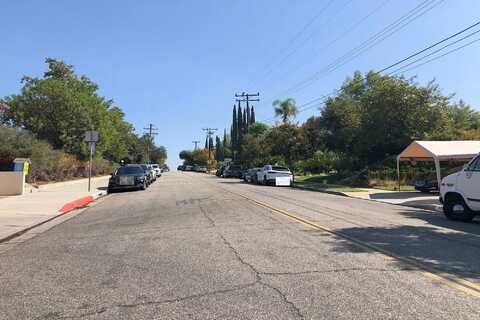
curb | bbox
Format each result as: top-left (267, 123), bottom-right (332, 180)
top-left (0, 190), bottom-right (107, 244)
top-left (58, 191), bottom-right (106, 214)
top-left (292, 184), bottom-right (348, 197)
top-left (293, 184), bottom-right (442, 213)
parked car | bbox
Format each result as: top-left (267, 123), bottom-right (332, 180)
top-left (414, 179), bottom-right (439, 193)
top-left (196, 166), bottom-right (208, 173)
top-left (140, 164), bottom-right (154, 185)
top-left (185, 165), bottom-right (193, 171)
top-left (223, 165), bottom-right (243, 178)
top-left (177, 165), bottom-right (185, 171)
top-left (151, 164), bottom-right (162, 177)
top-left (244, 168), bottom-right (262, 183)
top-left (257, 165), bottom-right (293, 186)
top-left (108, 164), bottom-right (148, 192)
top-left (147, 164), bottom-right (157, 181)
top-left (161, 164), bottom-right (170, 172)
top-left (440, 153), bottom-right (480, 222)
top-left (216, 166), bottom-right (225, 177)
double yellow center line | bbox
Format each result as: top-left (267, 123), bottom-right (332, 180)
top-left (217, 182), bottom-right (480, 298)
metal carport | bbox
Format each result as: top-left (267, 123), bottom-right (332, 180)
top-left (396, 140), bottom-right (480, 190)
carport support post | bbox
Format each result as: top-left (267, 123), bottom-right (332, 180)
top-left (396, 156), bottom-right (401, 192)
top-left (434, 157), bottom-right (442, 191)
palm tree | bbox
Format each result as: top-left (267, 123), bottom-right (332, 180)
top-left (273, 98), bottom-right (298, 124)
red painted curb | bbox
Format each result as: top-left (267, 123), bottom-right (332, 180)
top-left (58, 195), bottom-right (94, 214)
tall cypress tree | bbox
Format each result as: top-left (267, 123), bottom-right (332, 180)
top-left (246, 105), bottom-right (251, 129)
top-left (223, 129), bottom-right (227, 148)
top-left (237, 105), bottom-right (243, 149)
top-left (243, 108), bottom-right (247, 133)
top-left (232, 104), bottom-right (237, 157)
top-left (215, 136), bottom-right (223, 161)
top-left (208, 135), bottom-right (214, 154)
top-left (251, 106), bottom-right (256, 124)
top-left (205, 135), bottom-right (209, 149)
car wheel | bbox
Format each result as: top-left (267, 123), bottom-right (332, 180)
top-left (140, 181), bottom-right (147, 190)
top-left (444, 194), bottom-right (475, 222)
top-left (262, 176), bottom-right (267, 185)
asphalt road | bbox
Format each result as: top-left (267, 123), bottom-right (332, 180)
top-left (1, 172), bottom-right (480, 319)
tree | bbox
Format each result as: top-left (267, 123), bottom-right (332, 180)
top-left (208, 135), bottom-right (214, 154)
top-left (273, 98), bottom-right (298, 124)
top-left (237, 104), bottom-right (244, 150)
top-left (248, 122), bottom-right (269, 138)
top-left (150, 146), bottom-right (167, 164)
top-left (3, 58), bottom-right (136, 161)
top-left (251, 106), bottom-right (256, 124)
top-left (231, 105), bottom-right (237, 157)
top-left (215, 136), bottom-right (223, 161)
top-left (179, 150), bottom-right (194, 165)
top-left (263, 124), bottom-right (309, 167)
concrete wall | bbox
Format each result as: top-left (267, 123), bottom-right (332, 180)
top-left (0, 172), bottom-right (25, 196)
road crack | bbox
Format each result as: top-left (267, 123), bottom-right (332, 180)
top-left (199, 205), bottom-right (216, 227)
top-left (218, 233), bottom-right (305, 319)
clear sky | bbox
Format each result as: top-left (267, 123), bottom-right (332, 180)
top-left (2, 0), bottom-right (480, 168)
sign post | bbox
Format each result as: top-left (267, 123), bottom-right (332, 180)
top-left (84, 131), bottom-right (99, 192)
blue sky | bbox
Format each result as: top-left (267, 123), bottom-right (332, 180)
top-left (2, 0), bottom-right (480, 168)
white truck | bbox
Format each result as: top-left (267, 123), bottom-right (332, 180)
top-left (257, 165), bottom-right (293, 186)
top-left (440, 153), bottom-right (480, 222)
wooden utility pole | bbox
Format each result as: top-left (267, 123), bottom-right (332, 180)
top-left (235, 92), bottom-right (260, 111)
top-left (202, 128), bottom-right (218, 161)
top-left (143, 124), bottom-right (158, 163)
top-left (192, 140), bottom-right (200, 150)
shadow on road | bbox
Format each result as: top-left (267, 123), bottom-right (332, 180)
top-left (326, 217), bottom-right (480, 280)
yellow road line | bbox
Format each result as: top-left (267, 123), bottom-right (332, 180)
top-left (217, 184), bottom-right (480, 298)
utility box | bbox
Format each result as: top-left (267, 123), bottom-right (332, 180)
top-left (0, 158), bottom-right (30, 195)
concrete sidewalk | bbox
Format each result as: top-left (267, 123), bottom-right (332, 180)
top-left (0, 176), bottom-right (109, 242)
top-left (343, 188), bottom-right (442, 212)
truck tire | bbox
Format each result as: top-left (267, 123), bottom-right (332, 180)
top-left (444, 194), bottom-right (475, 222)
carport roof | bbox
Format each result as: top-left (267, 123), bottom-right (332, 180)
top-left (398, 140), bottom-right (480, 161)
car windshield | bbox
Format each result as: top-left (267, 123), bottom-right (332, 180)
top-left (117, 166), bottom-right (143, 175)
top-left (272, 166), bottom-right (289, 171)
top-left (152, 165), bottom-right (159, 168)
top-left (229, 165), bottom-right (241, 170)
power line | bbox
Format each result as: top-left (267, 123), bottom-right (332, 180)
top-left (278, 0), bottom-right (392, 82)
top-left (379, 20), bottom-right (480, 74)
top-left (254, 0), bottom-right (336, 84)
top-left (391, 36), bottom-right (480, 75)
top-left (261, 19), bottom-right (480, 123)
top-left (272, 0), bottom-right (443, 99)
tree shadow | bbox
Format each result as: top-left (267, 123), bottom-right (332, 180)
top-left (326, 220), bottom-right (480, 280)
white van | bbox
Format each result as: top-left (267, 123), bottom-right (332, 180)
top-left (440, 153), bottom-right (480, 222)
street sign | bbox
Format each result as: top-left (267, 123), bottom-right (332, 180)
top-left (84, 131), bottom-right (99, 143)
top-left (84, 131), bottom-right (99, 192)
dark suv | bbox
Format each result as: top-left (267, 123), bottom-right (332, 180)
top-left (108, 165), bottom-right (148, 192)
top-left (223, 165), bottom-right (243, 178)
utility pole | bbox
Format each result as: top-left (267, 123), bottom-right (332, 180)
top-left (192, 140), bottom-right (200, 150)
top-left (235, 92), bottom-right (260, 111)
top-left (143, 124), bottom-right (158, 163)
top-left (202, 128), bottom-right (218, 165)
